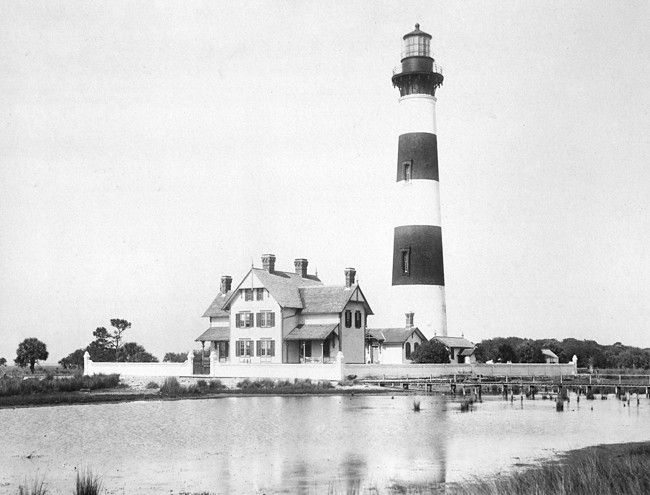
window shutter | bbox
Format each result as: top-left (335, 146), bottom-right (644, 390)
top-left (235, 315), bottom-right (240, 328)
top-left (270, 340), bottom-right (275, 357)
top-left (256, 340), bottom-right (260, 357)
top-left (235, 341), bottom-right (241, 357)
top-left (256, 313), bottom-right (261, 327)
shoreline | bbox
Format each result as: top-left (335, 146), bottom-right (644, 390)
top-left (0, 385), bottom-right (404, 410)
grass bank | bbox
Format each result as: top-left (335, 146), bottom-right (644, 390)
top-left (446, 441), bottom-right (650, 495)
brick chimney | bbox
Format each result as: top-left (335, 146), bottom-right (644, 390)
top-left (262, 254), bottom-right (276, 274)
top-left (405, 312), bottom-right (414, 329)
top-left (294, 258), bottom-right (308, 278)
top-left (344, 267), bottom-right (356, 288)
top-left (220, 275), bottom-right (232, 294)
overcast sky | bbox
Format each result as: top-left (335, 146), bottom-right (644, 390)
top-left (2, 1), bottom-right (649, 363)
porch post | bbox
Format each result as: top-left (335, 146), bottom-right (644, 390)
top-left (320, 342), bottom-right (324, 362)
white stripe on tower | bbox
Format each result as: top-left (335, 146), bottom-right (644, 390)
top-left (391, 24), bottom-right (447, 338)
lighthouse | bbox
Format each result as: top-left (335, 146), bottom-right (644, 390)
top-left (391, 24), bottom-right (447, 337)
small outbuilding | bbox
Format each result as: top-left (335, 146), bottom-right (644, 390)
top-left (541, 348), bottom-right (559, 364)
top-left (430, 336), bottom-right (476, 364)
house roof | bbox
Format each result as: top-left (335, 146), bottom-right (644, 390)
top-left (202, 291), bottom-right (232, 318)
top-left (299, 285), bottom-right (374, 315)
top-left (222, 268), bottom-right (322, 310)
top-left (366, 328), bottom-right (385, 341)
top-left (460, 348), bottom-right (475, 357)
top-left (285, 323), bottom-right (339, 341)
top-left (542, 349), bottom-right (558, 359)
top-left (366, 327), bottom-right (426, 344)
top-left (433, 336), bottom-right (475, 349)
top-left (195, 327), bottom-right (230, 342)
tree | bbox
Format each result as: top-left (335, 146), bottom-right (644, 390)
top-left (110, 319), bottom-right (131, 360)
top-left (163, 352), bottom-right (188, 363)
top-left (59, 348), bottom-right (86, 369)
top-left (411, 339), bottom-right (450, 364)
top-left (0, 357), bottom-right (6, 366)
top-left (87, 327), bottom-right (115, 362)
top-left (118, 342), bottom-right (158, 362)
top-left (516, 341), bottom-right (544, 363)
top-left (497, 343), bottom-right (517, 363)
top-left (15, 338), bottom-right (49, 374)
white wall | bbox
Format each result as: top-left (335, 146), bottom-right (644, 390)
top-left (210, 351), bottom-right (344, 381)
top-left (83, 351), bottom-right (193, 377)
top-left (345, 361), bottom-right (577, 378)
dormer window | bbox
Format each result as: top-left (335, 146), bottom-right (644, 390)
top-left (243, 289), bottom-right (253, 301)
top-left (402, 161), bottom-right (412, 182)
top-left (255, 288), bottom-right (265, 301)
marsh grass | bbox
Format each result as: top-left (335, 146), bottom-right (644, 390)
top-left (0, 374), bottom-right (119, 397)
top-left (74, 469), bottom-right (103, 495)
top-left (236, 378), bottom-right (335, 392)
top-left (16, 476), bottom-right (48, 495)
top-left (447, 443), bottom-right (650, 495)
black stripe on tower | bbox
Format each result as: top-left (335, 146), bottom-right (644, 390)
top-left (392, 225), bottom-right (444, 286)
top-left (396, 133), bottom-right (438, 182)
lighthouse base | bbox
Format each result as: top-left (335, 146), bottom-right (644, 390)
top-left (390, 285), bottom-right (447, 338)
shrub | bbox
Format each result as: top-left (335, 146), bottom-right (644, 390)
top-left (160, 377), bottom-right (183, 395)
top-left (145, 381), bottom-right (159, 389)
top-left (207, 379), bottom-right (226, 391)
top-left (196, 379), bottom-right (207, 389)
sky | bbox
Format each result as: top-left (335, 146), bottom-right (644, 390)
top-left (1, 1), bottom-right (649, 364)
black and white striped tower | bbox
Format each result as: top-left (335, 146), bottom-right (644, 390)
top-left (391, 24), bottom-right (447, 337)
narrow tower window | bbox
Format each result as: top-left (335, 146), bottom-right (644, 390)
top-left (401, 248), bottom-right (411, 276)
top-left (403, 161), bottom-right (412, 182)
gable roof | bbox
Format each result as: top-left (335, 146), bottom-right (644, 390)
top-left (202, 292), bottom-right (232, 318)
top-left (367, 327), bottom-right (426, 344)
top-left (285, 323), bottom-right (339, 341)
top-left (299, 285), bottom-right (374, 315)
top-left (221, 268), bottom-right (322, 310)
top-left (195, 327), bottom-right (230, 342)
top-left (433, 336), bottom-right (475, 349)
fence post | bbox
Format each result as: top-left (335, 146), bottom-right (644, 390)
top-left (210, 350), bottom-right (218, 377)
top-left (83, 351), bottom-right (91, 376)
top-left (187, 350), bottom-right (194, 376)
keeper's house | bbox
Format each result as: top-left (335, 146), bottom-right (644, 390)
top-left (365, 313), bottom-right (427, 364)
top-left (196, 255), bottom-right (373, 364)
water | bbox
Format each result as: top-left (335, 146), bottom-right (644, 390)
top-left (1, 393), bottom-right (648, 494)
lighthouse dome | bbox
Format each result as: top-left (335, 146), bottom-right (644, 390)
top-left (401, 23), bottom-right (432, 59)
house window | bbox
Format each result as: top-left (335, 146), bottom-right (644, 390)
top-left (405, 342), bottom-right (412, 359)
top-left (414, 342), bottom-right (420, 354)
top-left (354, 310), bottom-right (362, 329)
top-left (401, 248), bottom-right (410, 276)
top-left (344, 310), bottom-right (352, 328)
top-left (235, 340), bottom-right (253, 357)
top-left (256, 311), bottom-right (275, 328)
top-left (257, 339), bottom-right (275, 357)
top-left (236, 312), bottom-right (253, 328)
top-left (403, 161), bottom-right (412, 182)
top-left (255, 288), bottom-right (264, 301)
top-left (243, 289), bottom-right (253, 301)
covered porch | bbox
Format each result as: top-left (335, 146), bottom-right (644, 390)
top-left (284, 324), bottom-right (339, 363)
top-left (195, 327), bottom-right (230, 373)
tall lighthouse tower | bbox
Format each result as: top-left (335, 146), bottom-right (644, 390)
top-left (391, 24), bottom-right (447, 337)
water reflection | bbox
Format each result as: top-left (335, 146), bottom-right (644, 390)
top-left (0, 394), bottom-right (648, 493)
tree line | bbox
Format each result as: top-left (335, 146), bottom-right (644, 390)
top-left (411, 336), bottom-right (650, 369)
top-left (58, 319), bottom-right (158, 369)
